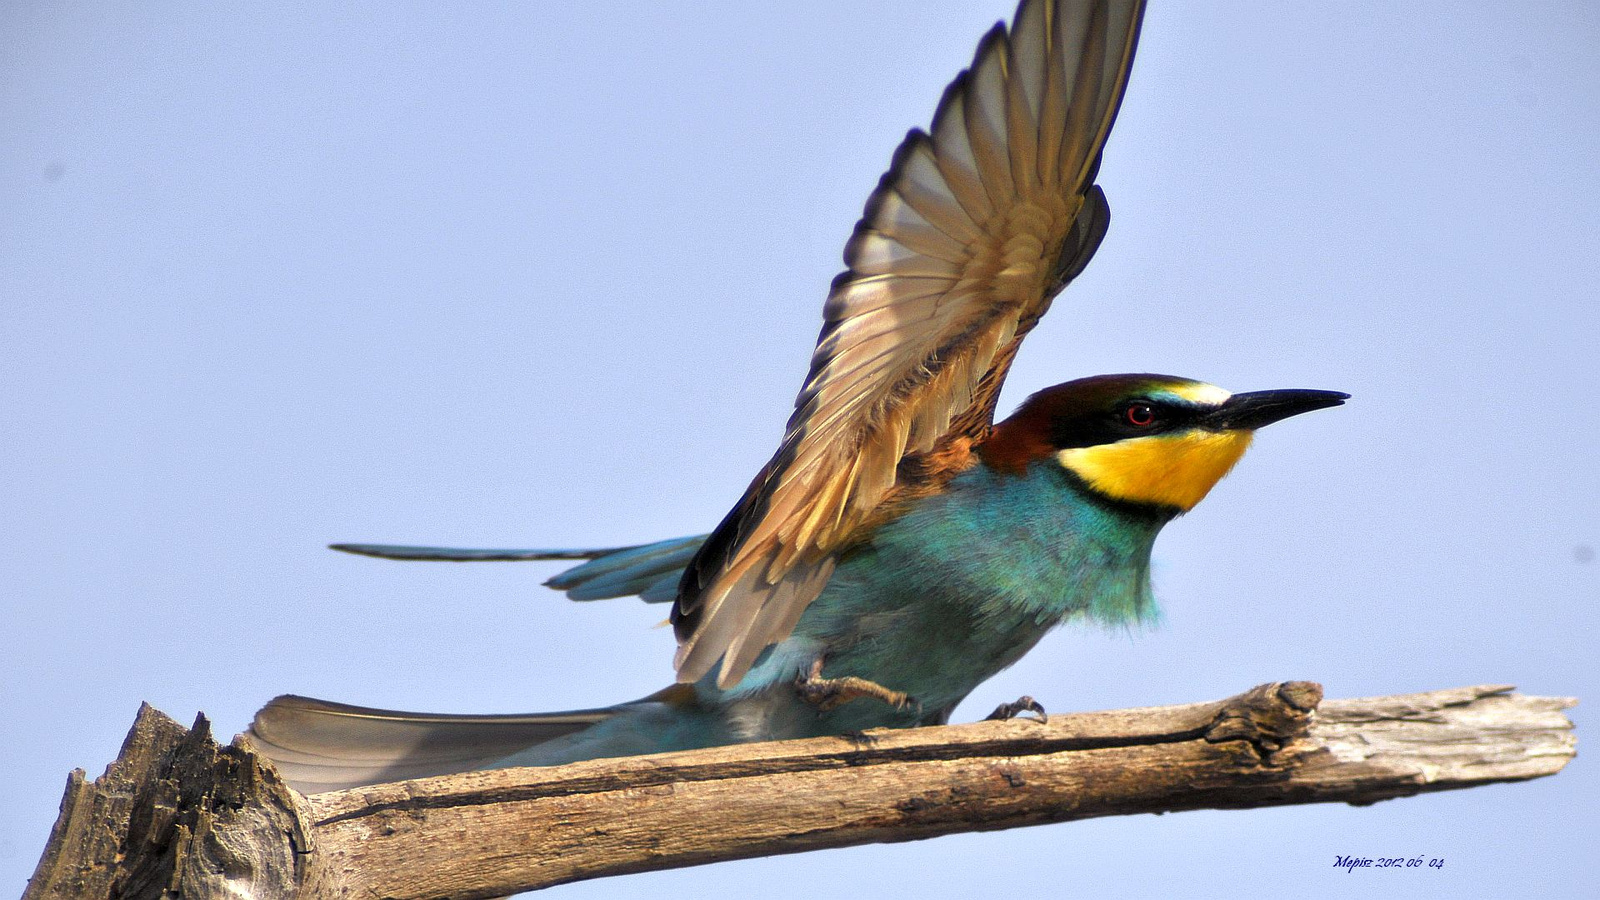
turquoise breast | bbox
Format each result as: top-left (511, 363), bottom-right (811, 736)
top-left (790, 460), bottom-right (1169, 724)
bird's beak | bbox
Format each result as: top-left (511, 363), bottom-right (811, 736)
top-left (1205, 389), bottom-right (1350, 431)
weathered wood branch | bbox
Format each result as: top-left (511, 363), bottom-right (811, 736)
top-left (23, 682), bottom-right (1576, 899)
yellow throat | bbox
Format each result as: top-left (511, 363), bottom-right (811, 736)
top-left (1055, 429), bottom-right (1254, 512)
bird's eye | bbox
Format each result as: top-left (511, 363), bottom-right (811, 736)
top-left (1125, 403), bottom-right (1156, 427)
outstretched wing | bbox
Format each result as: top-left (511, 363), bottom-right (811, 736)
top-left (674, 0), bottom-right (1146, 687)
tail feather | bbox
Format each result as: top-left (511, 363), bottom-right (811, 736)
top-left (328, 534), bottom-right (709, 604)
top-left (244, 695), bottom-right (618, 794)
top-left (639, 572), bottom-right (682, 604)
top-left (549, 535), bottom-right (705, 601)
top-left (328, 544), bottom-right (630, 561)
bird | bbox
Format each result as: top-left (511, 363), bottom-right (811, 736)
top-left (246, 0), bottom-right (1347, 794)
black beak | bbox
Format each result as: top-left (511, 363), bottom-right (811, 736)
top-left (1206, 389), bottom-right (1350, 430)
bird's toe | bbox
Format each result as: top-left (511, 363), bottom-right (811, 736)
top-left (985, 695), bottom-right (1048, 724)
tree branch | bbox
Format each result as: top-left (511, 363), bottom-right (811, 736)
top-left (23, 682), bottom-right (1576, 899)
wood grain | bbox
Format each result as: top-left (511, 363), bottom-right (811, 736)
top-left (23, 683), bottom-right (1576, 899)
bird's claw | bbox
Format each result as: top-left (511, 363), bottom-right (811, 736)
top-left (985, 695), bottom-right (1048, 724)
top-left (840, 729), bottom-right (880, 748)
top-left (796, 660), bottom-right (919, 713)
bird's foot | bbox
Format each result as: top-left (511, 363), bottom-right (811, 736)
top-left (796, 660), bottom-right (919, 713)
top-left (985, 695), bottom-right (1048, 724)
top-left (840, 729), bottom-right (880, 748)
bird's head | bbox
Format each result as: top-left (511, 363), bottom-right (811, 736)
top-left (980, 374), bottom-right (1348, 514)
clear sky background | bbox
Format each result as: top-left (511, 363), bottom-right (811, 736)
top-left (3, 3), bottom-right (1597, 898)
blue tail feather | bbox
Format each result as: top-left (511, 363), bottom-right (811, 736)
top-left (329, 534), bottom-right (707, 604)
top-left (549, 535), bottom-right (705, 602)
top-left (328, 544), bottom-right (626, 561)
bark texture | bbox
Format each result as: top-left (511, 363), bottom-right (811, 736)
top-left (23, 683), bottom-right (1576, 899)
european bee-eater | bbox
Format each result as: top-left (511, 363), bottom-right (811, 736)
top-left (248, 0), bottom-right (1347, 794)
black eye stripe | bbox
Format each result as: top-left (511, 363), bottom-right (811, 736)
top-left (1050, 399), bottom-right (1201, 449)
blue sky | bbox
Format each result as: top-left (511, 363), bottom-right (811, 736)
top-left (3, 3), bottom-right (1596, 898)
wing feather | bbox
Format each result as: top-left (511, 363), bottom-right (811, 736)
top-left (964, 27), bottom-right (1019, 208)
top-left (675, 0), bottom-right (1146, 687)
top-left (822, 273), bottom-right (956, 320)
top-left (904, 133), bottom-right (989, 237)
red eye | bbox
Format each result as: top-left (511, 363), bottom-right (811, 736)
top-left (1125, 403), bottom-right (1156, 427)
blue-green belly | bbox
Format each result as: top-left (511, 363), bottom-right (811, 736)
top-left (717, 461), bottom-right (1165, 735)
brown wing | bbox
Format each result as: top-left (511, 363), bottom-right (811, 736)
top-left (674, 0), bottom-right (1146, 687)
